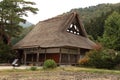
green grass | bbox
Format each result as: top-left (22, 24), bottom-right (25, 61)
top-left (0, 66), bottom-right (120, 75)
top-left (62, 66), bottom-right (120, 74)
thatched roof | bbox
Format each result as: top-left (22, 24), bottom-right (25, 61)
top-left (13, 12), bottom-right (97, 49)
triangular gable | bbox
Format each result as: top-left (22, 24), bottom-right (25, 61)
top-left (65, 12), bottom-right (87, 37)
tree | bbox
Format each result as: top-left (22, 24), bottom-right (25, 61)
top-left (99, 11), bottom-right (120, 51)
top-left (84, 13), bottom-right (106, 40)
top-left (11, 26), bottom-right (33, 45)
top-left (0, 0), bottom-right (38, 45)
top-left (72, 3), bottom-right (120, 40)
top-left (0, 0), bottom-right (38, 63)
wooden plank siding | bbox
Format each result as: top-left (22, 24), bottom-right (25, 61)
top-left (46, 48), bottom-right (60, 53)
top-left (46, 53), bottom-right (60, 63)
top-left (21, 47), bottom-right (87, 66)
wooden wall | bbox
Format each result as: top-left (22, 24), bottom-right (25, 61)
top-left (20, 47), bottom-right (89, 65)
top-left (46, 53), bottom-right (60, 63)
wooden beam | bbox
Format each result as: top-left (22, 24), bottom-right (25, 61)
top-left (46, 48), bottom-right (60, 53)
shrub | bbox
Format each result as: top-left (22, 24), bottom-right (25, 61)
top-left (79, 56), bottom-right (89, 66)
top-left (79, 50), bottom-right (97, 67)
top-left (114, 52), bottom-right (120, 64)
top-left (114, 64), bottom-right (120, 70)
top-left (80, 49), bottom-right (119, 69)
top-left (30, 66), bottom-right (37, 71)
top-left (89, 49), bottom-right (117, 69)
top-left (43, 59), bottom-right (57, 69)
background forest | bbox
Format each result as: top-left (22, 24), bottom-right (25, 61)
top-left (73, 3), bottom-right (120, 69)
top-left (0, 0), bottom-right (120, 69)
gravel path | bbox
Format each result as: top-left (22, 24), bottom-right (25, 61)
top-left (0, 66), bottom-right (42, 70)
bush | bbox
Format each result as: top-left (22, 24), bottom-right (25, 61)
top-left (30, 66), bottom-right (37, 71)
top-left (79, 56), bottom-right (89, 66)
top-left (114, 64), bottom-right (120, 70)
top-left (0, 42), bottom-right (15, 63)
top-left (79, 49), bottom-right (119, 69)
top-left (114, 52), bottom-right (120, 65)
top-left (90, 49), bottom-right (117, 69)
top-left (43, 59), bottom-right (57, 69)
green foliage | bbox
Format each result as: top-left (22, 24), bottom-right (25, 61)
top-left (79, 56), bottom-right (89, 66)
top-left (0, 41), bottom-right (15, 63)
top-left (0, 0), bottom-right (38, 63)
top-left (71, 3), bottom-right (120, 40)
top-left (30, 66), bottom-right (37, 71)
top-left (114, 52), bottom-right (120, 66)
top-left (43, 59), bottom-right (57, 69)
top-left (84, 12), bottom-right (111, 40)
top-left (0, 0), bottom-right (38, 44)
top-left (73, 4), bottom-right (113, 23)
top-left (89, 49), bottom-right (115, 69)
top-left (99, 11), bottom-right (120, 51)
top-left (11, 26), bottom-right (33, 45)
top-left (80, 49), bottom-right (120, 69)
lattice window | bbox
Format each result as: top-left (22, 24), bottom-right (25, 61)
top-left (67, 23), bottom-right (80, 35)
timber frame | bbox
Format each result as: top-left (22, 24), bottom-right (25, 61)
top-left (17, 47), bottom-right (88, 66)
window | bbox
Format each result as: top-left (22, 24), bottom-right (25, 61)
top-left (67, 23), bottom-right (80, 35)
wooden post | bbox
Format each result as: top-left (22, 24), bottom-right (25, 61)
top-left (77, 48), bottom-right (80, 63)
top-left (32, 54), bottom-right (33, 62)
top-left (36, 47), bottom-right (40, 66)
top-left (68, 49), bottom-right (70, 65)
top-left (68, 54), bottom-right (71, 65)
top-left (37, 52), bottom-right (39, 66)
top-left (24, 50), bottom-right (27, 65)
top-left (59, 48), bottom-right (62, 65)
top-left (45, 49), bottom-right (46, 61)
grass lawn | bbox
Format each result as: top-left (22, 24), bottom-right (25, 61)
top-left (0, 66), bottom-right (120, 80)
top-left (62, 66), bottom-right (120, 74)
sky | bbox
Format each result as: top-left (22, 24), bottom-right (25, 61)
top-left (24, 0), bottom-right (120, 24)
top-left (10, 0), bottom-right (120, 24)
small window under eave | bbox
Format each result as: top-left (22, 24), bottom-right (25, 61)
top-left (66, 16), bottom-right (86, 37)
top-left (67, 23), bottom-right (85, 37)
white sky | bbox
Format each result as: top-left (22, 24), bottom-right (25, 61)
top-left (1, 0), bottom-right (120, 24)
top-left (24, 0), bottom-right (120, 24)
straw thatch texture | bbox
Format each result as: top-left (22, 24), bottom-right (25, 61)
top-left (13, 12), bottom-right (97, 49)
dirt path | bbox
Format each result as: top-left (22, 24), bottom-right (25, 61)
top-left (0, 71), bottom-right (120, 80)
top-left (0, 66), bottom-right (32, 70)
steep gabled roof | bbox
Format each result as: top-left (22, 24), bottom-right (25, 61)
top-left (13, 12), bottom-right (97, 49)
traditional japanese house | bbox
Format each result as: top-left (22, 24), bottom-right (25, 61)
top-left (13, 12), bottom-right (98, 66)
